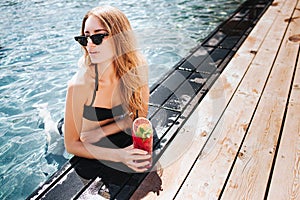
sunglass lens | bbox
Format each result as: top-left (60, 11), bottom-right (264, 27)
top-left (90, 34), bottom-right (103, 45)
top-left (74, 36), bottom-right (88, 46)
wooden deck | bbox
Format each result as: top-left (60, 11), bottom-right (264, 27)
top-left (133, 0), bottom-right (300, 199)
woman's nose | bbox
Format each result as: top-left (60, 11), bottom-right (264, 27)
top-left (87, 37), bottom-right (96, 46)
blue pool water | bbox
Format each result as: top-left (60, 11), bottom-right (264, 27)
top-left (0, 0), bottom-right (246, 199)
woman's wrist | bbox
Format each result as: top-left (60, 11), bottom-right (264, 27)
top-left (109, 148), bottom-right (123, 163)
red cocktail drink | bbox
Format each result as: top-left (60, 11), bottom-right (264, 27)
top-left (132, 117), bottom-right (153, 168)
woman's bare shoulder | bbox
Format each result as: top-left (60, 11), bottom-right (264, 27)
top-left (68, 67), bottom-right (93, 88)
top-left (67, 71), bottom-right (94, 103)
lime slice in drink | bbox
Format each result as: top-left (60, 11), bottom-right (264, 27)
top-left (132, 117), bottom-right (153, 139)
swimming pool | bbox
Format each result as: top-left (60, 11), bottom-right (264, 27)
top-left (0, 0), bottom-right (246, 199)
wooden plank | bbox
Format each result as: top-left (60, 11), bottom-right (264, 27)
top-left (215, 1), bottom-right (300, 199)
top-left (131, 1), bottom-right (287, 199)
top-left (77, 177), bottom-right (108, 200)
top-left (267, 49), bottom-right (300, 199)
top-left (174, 0), bottom-right (297, 199)
top-left (42, 168), bottom-right (90, 199)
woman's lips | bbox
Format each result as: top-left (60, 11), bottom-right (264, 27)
top-left (89, 51), bottom-right (100, 55)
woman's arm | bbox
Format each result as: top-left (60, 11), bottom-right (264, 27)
top-left (64, 83), bottom-right (101, 159)
top-left (80, 115), bottom-right (132, 143)
top-left (80, 84), bottom-right (150, 143)
top-left (64, 83), bottom-right (150, 172)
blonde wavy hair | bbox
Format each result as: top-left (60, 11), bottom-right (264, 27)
top-left (78, 6), bottom-right (148, 119)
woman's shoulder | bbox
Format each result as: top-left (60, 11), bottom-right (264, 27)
top-left (66, 72), bottom-right (92, 106)
top-left (67, 67), bottom-right (94, 92)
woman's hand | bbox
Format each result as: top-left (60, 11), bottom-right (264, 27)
top-left (80, 128), bottom-right (104, 143)
top-left (116, 145), bottom-right (152, 173)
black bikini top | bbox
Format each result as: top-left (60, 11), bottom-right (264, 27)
top-left (83, 65), bottom-right (126, 122)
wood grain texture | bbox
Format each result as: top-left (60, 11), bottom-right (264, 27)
top-left (175, 0), bottom-right (297, 199)
top-left (267, 64), bottom-right (300, 200)
top-left (267, 27), bottom-right (300, 200)
top-left (217, 0), bottom-right (300, 199)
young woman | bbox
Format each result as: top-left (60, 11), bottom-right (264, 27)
top-left (64, 5), bottom-right (151, 175)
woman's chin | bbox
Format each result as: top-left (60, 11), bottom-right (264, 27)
top-left (91, 58), bottom-right (114, 65)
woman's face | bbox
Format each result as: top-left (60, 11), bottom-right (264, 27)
top-left (84, 15), bottom-right (114, 64)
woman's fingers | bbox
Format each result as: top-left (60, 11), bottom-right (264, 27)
top-left (128, 160), bottom-right (150, 172)
top-left (125, 145), bottom-right (148, 154)
top-left (124, 153), bottom-right (150, 164)
top-left (131, 149), bottom-right (152, 172)
top-left (80, 130), bottom-right (102, 143)
top-left (133, 160), bottom-right (150, 168)
top-left (122, 145), bottom-right (152, 172)
top-left (80, 132), bottom-right (93, 142)
top-left (130, 148), bottom-right (149, 155)
top-left (124, 144), bottom-right (134, 150)
top-left (130, 166), bottom-right (148, 173)
top-left (80, 133), bottom-right (87, 142)
top-left (132, 153), bottom-right (151, 161)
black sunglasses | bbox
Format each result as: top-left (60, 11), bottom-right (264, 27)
top-left (74, 33), bottom-right (109, 46)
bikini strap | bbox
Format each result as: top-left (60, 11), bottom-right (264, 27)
top-left (89, 64), bottom-right (99, 107)
top-left (131, 91), bottom-right (139, 119)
